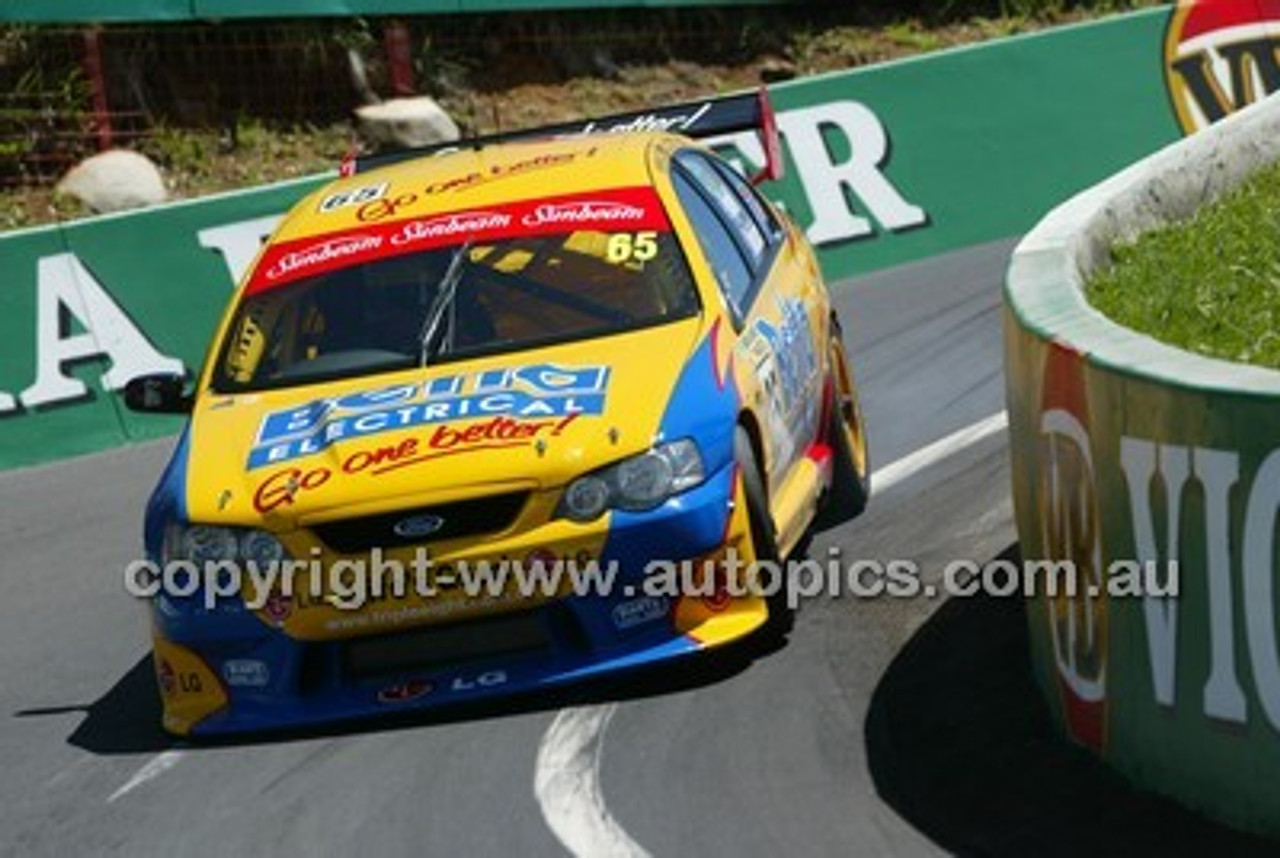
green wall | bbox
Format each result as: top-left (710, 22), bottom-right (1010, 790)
top-left (0, 8), bottom-right (1183, 469)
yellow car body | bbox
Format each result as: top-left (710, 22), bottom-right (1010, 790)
top-left (133, 98), bottom-right (868, 735)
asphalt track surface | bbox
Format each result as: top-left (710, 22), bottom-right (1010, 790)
top-left (3, 238), bottom-right (1273, 856)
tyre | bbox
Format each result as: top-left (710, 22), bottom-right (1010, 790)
top-left (734, 426), bottom-right (780, 564)
top-left (734, 425), bottom-right (792, 635)
top-left (824, 327), bottom-right (869, 521)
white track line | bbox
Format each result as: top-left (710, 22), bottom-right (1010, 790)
top-left (534, 704), bottom-right (651, 858)
top-left (532, 410), bottom-right (1009, 856)
top-left (872, 410), bottom-right (1008, 495)
top-left (107, 750), bottom-right (186, 803)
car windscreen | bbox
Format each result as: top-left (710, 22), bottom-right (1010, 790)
top-left (211, 187), bottom-right (699, 393)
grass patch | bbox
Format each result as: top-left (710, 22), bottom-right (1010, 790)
top-left (1087, 159), bottom-right (1280, 370)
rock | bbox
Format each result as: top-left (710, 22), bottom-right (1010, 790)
top-left (56, 149), bottom-right (168, 214)
top-left (355, 97), bottom-right (461, 150)
top-left (558, 46), bottom-right (621, 81)
top-left (759, 59), bottom-right (798, 84)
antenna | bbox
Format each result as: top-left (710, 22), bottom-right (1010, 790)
top-left (466, 94), bottom-right (484, 151)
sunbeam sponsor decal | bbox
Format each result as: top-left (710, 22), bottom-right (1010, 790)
top-left (246, 186), bottom-right (667, 293)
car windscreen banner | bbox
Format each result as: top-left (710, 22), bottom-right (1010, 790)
top-left (246, 186), bottom-right (670, 293)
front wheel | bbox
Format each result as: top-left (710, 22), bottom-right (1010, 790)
top-left (734, 426), bottom-right (779, 564)
top-left (824, 330), bottom-right (869, 520)
top-left (734, 426), bottom-right (793, 637)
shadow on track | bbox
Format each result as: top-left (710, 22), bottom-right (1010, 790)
top-left (14, 609), bottom-right (792, 755)
top-left (865, 543), bottom-right (1277, 857)
top-left (16, 658), bottom-right (170, 754)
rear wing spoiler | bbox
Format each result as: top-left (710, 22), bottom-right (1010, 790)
top-left (342, 87), bottom-right (783, 185)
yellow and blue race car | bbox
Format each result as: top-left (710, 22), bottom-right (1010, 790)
top-left (126, 91), bottom-right (868, 736)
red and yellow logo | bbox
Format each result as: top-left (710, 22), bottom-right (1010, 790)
top-left (1164, 0), bottom-right (1280, 134)
top-left (1037, 342), bottom-right (1107, 752)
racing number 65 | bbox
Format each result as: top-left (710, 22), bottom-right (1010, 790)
top-left (606, 231), bottom-right (658, 264)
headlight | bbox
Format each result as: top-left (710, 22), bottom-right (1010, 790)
top-left (240, 529), bottom-right (288, 566)
top-left (562, 475), bottom-right (611, 521)
top-left (163, 523), bottom-right (290, 566)
top-left (558, 439), bottom-right (705, 522)
top-left (614, 453), bottom-right (673, 508)
top-left (180, 525), bottom-right (239, 564)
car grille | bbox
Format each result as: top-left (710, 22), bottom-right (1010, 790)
top-left (343, 609), bottom-right (550, 681)
top-left (312, 490), bottom-right (529, 554)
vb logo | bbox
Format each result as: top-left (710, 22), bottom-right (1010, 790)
top-left (1164, 0), bottom-right (1280, 134)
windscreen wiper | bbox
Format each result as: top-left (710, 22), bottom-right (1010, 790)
top-left (417, 239), bottom-right (472, 367)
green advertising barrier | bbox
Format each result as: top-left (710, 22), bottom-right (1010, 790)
top-left (1006, 92), bottom-right (1280, 836)
top-left (0, 6), bottom-right (1198, 470)
top-left (0, 179), bottom-right (324, 464)
top-left (762, 8), bottom-right (1180, 282)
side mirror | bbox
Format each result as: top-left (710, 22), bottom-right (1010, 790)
top-left (123, 373), bottom-right (194, 414)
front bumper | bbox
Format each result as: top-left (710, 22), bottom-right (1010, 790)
top-left (150, 463), bottom-right (767, 736)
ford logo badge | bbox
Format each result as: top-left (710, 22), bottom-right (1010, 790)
top-left (393, 514), bottom-right (446, 539)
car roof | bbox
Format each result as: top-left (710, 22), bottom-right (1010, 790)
top-left (271, 133), bottom-right (668, 245)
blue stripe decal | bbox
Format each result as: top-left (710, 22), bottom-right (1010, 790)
top-left (599, 325), bottom-right (740, 572)
top-left (144, 423), bottom-right (191, 559)
top-left (655, 323), bottom-right (739, 474)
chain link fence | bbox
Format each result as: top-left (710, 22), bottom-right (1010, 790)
top-left (0, 9), bottom-right (784, 189)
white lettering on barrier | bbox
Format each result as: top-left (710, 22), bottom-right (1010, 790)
top-left (780, 101), bottom-right (927, 243)
top-left (1120, 437), bottom-right (1280, 728)
top-left (1198, 448), bottom-right (1247, 722)
top-left (709, 100), bottom-right (928, 246)
top-left (197, 214), bottom-right (283, 284)
top-left (17, 253), bottom-right (183, 409)
top-left (1120, 439), bottom-right (1187, 710)
top-left (1244, 451), bottom-right (1280, 730)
